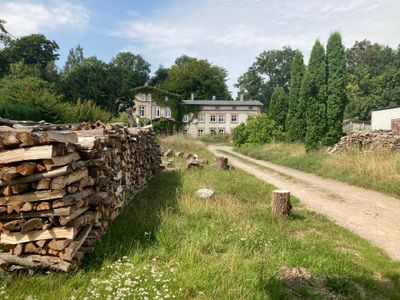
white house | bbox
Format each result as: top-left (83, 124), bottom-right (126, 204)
top-left (371, 107), bottom-right (400, 131)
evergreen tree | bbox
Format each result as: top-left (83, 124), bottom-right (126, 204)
top-left (286, 51), bottom-right (305, 141)
top-left (269, 86), bottom-right (288, 129)
top-left (64, 44), bottom-right (84, 72)
top-left (325, 32), bottom-right (347, 145)
top-left (294, 70), bottom-right (311, 142)
top-left (305, 40), bottom-right (327, 151)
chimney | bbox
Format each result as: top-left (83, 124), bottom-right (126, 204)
top-left (212, 95), bottom-right (216, 100)
top-left (191, 93), bottom-right (194, 100)
top-left (240, 94), bottom-right (244, 101)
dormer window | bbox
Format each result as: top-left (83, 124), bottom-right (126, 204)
top-left (215, 106), bottom-right (220, 110)
top-left (248, 106), bottom-right (253, 109)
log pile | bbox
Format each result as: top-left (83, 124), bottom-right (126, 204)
top-left (0, 121), bottom-right (162, 271)
top-left (330, 130), bottom-right (400, 153)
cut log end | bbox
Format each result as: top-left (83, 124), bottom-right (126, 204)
top-left (271, 189), bottom-right (292, 218)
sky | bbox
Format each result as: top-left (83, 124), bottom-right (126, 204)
top-left (0, 0), bottom-right (399, 95)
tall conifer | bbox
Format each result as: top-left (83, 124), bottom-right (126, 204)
top-left (305, 40), bottom-right (327, 151)
top-left (286, 51), bottom-right (305, 141)
top-left (325, 32), bottom-right (347, 145)
top-left (269, 86), bottom-right (287, 129)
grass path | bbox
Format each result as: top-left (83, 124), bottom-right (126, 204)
top-left (208, 144), bottom-right (400, 261)
top-left (0, 137), bottom-right (399, 299)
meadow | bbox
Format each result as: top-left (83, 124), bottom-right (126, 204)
top-left (0, 136), bottom-right (399, 299)
top-left (235, 142), bottom-right (400, 198)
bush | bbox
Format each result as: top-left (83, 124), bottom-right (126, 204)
top-left (233, 114), bottom-right (283, 146)
top-left (199, 133), bottom-right (232, 144)
top-left (0, 74), bottom-right (111, 123)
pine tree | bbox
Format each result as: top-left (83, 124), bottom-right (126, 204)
top-left (325, 32), bottom-right (347, 145)
top-left (269, 86), bottom-right (288, 129)
top-left (286, 51), bottom-right (305, 141)
top-left (305, 40), bottom-right (327, 151)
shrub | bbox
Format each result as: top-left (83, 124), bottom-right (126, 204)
top-left (200, 133), bottom-right (232, 144)
top-left (233, 114), bottom-right (283, 146)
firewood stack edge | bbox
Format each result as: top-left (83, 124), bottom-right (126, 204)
top-left (0, 120), bottom-right (162, 272)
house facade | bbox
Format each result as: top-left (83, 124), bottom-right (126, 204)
top-left (371, 106), bottom-right (400, 131)
top-left (180, 100), bottom-right (263, 136)
top-left (134, 93), bottom-right (263, 136)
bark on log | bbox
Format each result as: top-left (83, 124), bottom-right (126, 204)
top-left (215, 156), bottom-right (229, 170)
top-left (271, 189), bottom-right (292, 218)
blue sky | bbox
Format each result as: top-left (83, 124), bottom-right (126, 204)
top-left (1, 0), bottom-right (399, 95)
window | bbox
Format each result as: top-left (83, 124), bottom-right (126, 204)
top-left (248, 106), bottom-right (253, 110)
top-left (197, 114), bottom-right (205, 123)
top-left (165, 107), bottom-right (171, 118)
top-left (154, 106), bottom-right (160, 118)
top-left (139, 106), bottom-right (145, 117)
top-left (210, 128), bottom-right (216, 135)
top-left (232, 106), bottom-right (237, 110)
top-left (218, 129), bottom-right (225, 134)
top-left (197, 129), bottom-right (204, 136)
top-left (215, 106), bottom-right (220, 110)
top-left (183, 114), bottom-right (189, 122)
top-left (218, 114), bottom-right (225, 123)
top-left (182, 129), bottom-right (188, 135)
top-left (210, 115), bottom-right (216, 122)
top-left (231, 114), bottom-right (238, 123)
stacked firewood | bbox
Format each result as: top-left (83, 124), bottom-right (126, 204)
top-left (0, 121), bottom-right (162, 271)
top-left (330, 130), bottom-right (400, 153)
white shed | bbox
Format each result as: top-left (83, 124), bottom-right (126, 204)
top-left (371, 107), bottom-right (400, 131)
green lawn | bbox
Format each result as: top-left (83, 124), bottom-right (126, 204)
top-left (1, 136), bottom-right (399, 299)
top-left (235, 142), bottom-right (400, 198)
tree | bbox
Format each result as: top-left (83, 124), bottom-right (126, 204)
top-left (236, 47), bottom-right (296, 108)
top-left (269, 87), bottom-right (288, 129)
top-left (149, 65), bottom-right (169, 86)
top-left (161, 55), bottom-right (231, 99)
top-left (286, 51), bottom-right (305, 141)
top-left (325, 32), bottom-right (347, 145)
top-left (305, 40), bottom-right (327, 151)
top-left (0, 19), bottom-right (12, 45)
top-left (64, 44), bottom-right (84, 72)
top-left (0, 34), bottom-right (59, 77)
top-left (295, 70), bottom-right (312, 142)
top-left (61, 56), bottom-right (114, 110)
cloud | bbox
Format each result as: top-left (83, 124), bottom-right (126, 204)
top-left (0, 0), bottom-right (90, 36)
top-left (105, 0), bottom-right (400, 93)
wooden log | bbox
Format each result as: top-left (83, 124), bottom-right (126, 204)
top-left (16, 162), bottom-right (38, 176)
top-left (52, 188), bottom-right (94, 208)
top-left (21, 218), bottom-right (44, 234)
top-left (60, 225), bottom-right (92, 261)
top-left (50, 168), bottom-right (88, 190)
top-left (43, 152), bottom-right (80, 170)
top-left (20, 202), bottom-right (33, 212)
top-left (0, 145), bottom-right (55, 164)
top-left (0, 206), bottom-right (73, 220)
top-left (2, 186), bottom-right (13, 196)
top-left (38, 131), bottom-right (78, 145)
top-left (215, 156), bottom-right (229, 170)
top-left (2, 220), bottom-right (22, 232)
top-left (36, 202), bottom-right (51, 211)
top-left (36, 240), bottom-right (47, 248)
top-left (0, 190), bottom-right (66, 206)
top-left (35, 178), bottom-right (51, 190)
top-left (11, 183), bottom-right (31, 195)
top-left (24, 242), bottom-right (37, 253)
top-left (48, 239), bottom-right (71, 251)
top-left (1, 131), bottom-right (20, 147)
top-left (0, 253), bottom-right (73, 272)
top-left (13, 243), bottom-right (23, 256)
top-left (59, 207), bottom-right (89, 226)
top-left (270, 189), bottom-right (292, 218)
top-left (1, 227), bottom-right (76, 244)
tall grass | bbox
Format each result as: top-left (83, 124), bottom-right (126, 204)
top-left (235, 142), bottom-right (400, 198)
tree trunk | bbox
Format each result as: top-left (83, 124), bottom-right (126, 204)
top-left (215, 156), bottom-right (229, 170)
top-left (271, 189), bottom-right (292, 218)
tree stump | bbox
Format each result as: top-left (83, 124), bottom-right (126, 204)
top-left (271, 189), bottom-right (292, 218)
top-left (216, 156), bottom-right (229, 170)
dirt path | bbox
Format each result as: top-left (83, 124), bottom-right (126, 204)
top-left (208, 145), bottom-right (400, 260)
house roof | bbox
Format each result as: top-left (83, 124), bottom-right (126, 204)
top-left (182, 100), bottom-right (263, 106)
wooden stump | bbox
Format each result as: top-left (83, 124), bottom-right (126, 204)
top-left (216, 156), bottom-right (229, 170)
top-left (271, 189), bottom-right (292, 218)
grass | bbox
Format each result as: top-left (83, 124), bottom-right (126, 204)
top-left (199, 134), bottom-right (233, 145)
top-left (235, 142), bottom-right (400, 198)
top-left (1, 136), bottom-right (399, 299)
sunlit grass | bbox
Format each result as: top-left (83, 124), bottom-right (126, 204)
top-left (236, 142), bottom-right (400, 198)
top-left (1, 137), bottom-right (399, 299)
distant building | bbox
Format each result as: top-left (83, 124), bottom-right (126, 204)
top-left (133, 92), bottom-right (263, 137)
top-left (342, 119), bottom-right (371, 133)
top-left (371, 107), bottom-right (400, 131)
